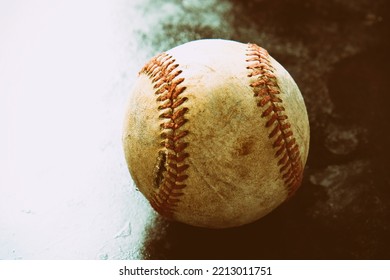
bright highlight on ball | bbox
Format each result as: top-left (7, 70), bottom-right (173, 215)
top-left (123, 39), bottom-right (310, 228)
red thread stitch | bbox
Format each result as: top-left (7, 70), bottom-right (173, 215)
top-left (140, 53), bottom-right (189, 218)
top-left (246, 44), bottom-right (303, 197)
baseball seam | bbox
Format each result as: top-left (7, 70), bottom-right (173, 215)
top-left (246, 43), bottom-right (303, 196)
top-left (140, 53), bottom-right (189, 218)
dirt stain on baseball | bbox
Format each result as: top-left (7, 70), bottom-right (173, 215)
top-left (236, 137), bottom-right (255, 156)
top-left (153, 151), bottom-right (167, 188)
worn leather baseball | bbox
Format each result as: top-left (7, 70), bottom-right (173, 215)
top-left (123, 39), bottom-right (310, 228)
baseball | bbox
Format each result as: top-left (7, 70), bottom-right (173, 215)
top-left (122, 39), bottom-right (310, 228)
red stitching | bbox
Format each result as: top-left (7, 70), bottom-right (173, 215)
top-left (141, 53), bottom-right (189, 218)
top-left (246, 44), bottom-right (303, 197)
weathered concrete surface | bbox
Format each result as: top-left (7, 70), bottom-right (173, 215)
top-left (140, 0), bottom-right (390, 259)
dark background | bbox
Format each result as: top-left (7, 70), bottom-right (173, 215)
top-left (138, 0), bottom-right (390, 259)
